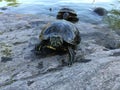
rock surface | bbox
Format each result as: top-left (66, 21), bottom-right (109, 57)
top-left (0, 13), bottom-right (120, 90)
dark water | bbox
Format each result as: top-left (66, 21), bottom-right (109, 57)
top-left (0, 0), bottom-right (118, 24)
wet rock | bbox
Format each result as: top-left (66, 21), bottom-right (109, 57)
top-left (93, 7), bottom-right (108, 16)
top-left (0, 7), bottom-right (7, 10)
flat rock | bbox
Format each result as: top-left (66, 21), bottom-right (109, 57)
top-left (0, 13), bottom-right (120, 90)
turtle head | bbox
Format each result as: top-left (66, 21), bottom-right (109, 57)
top-left (50, 35), bottom-right (63, 48)
top-left (63, 12), bottom-right (69, 19)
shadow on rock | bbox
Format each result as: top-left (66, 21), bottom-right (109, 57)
top-left (1, 56), bottom-right (12, 63)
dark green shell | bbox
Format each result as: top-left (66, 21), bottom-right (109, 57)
top-left (58, 8), bottom-right (77, 16)
top-left (56, 8), bottom-right (79, 22)
top-left (40, 20), bottom-right (81, 45)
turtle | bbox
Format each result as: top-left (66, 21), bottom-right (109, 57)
top-left (35, 20), bottom-right (81, 66)
top-left (56, 8), bottom-right (79, 23)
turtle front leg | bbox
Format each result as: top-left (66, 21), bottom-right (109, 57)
top-left (34, 41), bottom-right (56, 56)
top-left (34, 41), bottom-right (45, 55)
top-left (67, 47), bottom-right (75, 66)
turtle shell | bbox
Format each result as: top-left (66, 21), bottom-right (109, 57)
top-left (40, 20), bottom-right (81, 45)
top-left (56, 8), bottom-right (79, 22)
top-left (58, 8), bottom-right (77, 16)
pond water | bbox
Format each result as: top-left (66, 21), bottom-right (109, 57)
top-left (0, 0), bottom-right (119, 24)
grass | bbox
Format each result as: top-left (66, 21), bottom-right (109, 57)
top-left (0, 32), bottom-right (3, 35)
top-left (1, 48), bottom-right (12, 57)
top-left (104, 9), bottom-right (120, 30)
top-left (0, 43), bottom-right (12, 57)
top-left (103, 0), bottom-right (120, 30)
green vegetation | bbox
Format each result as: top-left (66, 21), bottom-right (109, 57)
top-left (0, 42), bottom-right (12, 57)
top-left (0, 0), bottom-right (20, 7)
top-left (5, 0), bottom-right (17, 2)
top-left (1, 48), bottom-right (12, 57)
top-left (0, 12), bottom-right (3, 14)
top-left (104, 9), bottom-right (120, 30)
top-left (92, 0), bottom-right (120, 30)
top-left (0, 32), bottom-right (3, 35)
top-left (7, 2), bottom-right (19, 7)
top-left (0, 0), bottom-right (18, 2)
top-left (103, 0), bottom-right (120, 30)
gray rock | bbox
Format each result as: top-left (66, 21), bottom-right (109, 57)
top-left (0, 13), bottom-right (120, 90)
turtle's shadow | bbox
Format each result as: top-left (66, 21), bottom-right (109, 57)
top-left (32, 46), bottom-right (67, 59)
top-left (32, 45), bottom-right (91, 66)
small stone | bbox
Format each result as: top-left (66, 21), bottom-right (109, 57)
top-left (49, 8), bottom-right (52, 11)
top-left (0, 7), bottom-right (7, 10)
top-left (93, 7), bottom-right (108, 16)
top-left (27, 80), bottom-right (34, 86)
